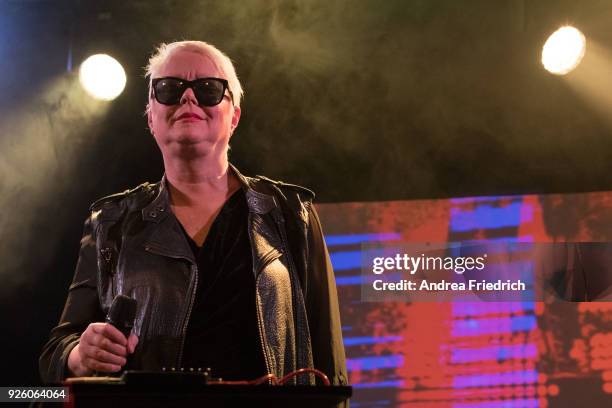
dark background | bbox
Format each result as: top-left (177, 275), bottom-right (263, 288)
top-left (1, 0), bottom-right (612, 386)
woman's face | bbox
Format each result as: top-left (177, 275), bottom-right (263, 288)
top-left (148, 50), bottom-right (240, 160)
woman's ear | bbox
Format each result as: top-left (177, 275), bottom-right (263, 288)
top-left (230, 105), bottom-right (241, 135)
top-left (147, 105), bottom-right (154, 135)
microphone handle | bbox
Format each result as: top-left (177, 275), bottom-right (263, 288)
top-left (91, 320), bottom-right (133, 376)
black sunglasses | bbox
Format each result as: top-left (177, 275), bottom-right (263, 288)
top-left (151, 77), bottom-right (233, 106)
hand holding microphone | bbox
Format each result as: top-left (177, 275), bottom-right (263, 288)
top-left (68, 295), bottom-right (138, 377)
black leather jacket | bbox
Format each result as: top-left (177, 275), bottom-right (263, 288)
top-left (40, 165), bottom-right (348, 387)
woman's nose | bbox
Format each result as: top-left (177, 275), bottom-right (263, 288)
top-left (180, 87), bottom-right (198, 105)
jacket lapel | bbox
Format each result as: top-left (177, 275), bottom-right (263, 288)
top-left (141, 176), bottom-right (195, 264)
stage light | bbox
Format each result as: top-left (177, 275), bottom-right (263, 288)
top-left (79, 54), bottom-right (126, 100)
top-left (542, 26), bottom-right (586, 75)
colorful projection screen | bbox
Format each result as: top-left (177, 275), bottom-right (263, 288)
top-left (317, 191), bottom-right (612, 407)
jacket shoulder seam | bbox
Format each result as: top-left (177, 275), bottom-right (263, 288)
top-left (89, 182), bottom-right (152, 211)
top-left (254, 175), bottom-right (315, 201)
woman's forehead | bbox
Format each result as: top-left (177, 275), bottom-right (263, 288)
top-left (157, 50), bottom-right (222, 78)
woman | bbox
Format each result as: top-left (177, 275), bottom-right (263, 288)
top-left (40, 40), bottom-right (347, 387)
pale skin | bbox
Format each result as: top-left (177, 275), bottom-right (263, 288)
top-left (67, 49), bottom-right (241, 376)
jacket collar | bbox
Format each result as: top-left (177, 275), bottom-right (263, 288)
top-left (140, 174), bottom-right (192, 263)
top-left (140, 163), bottom-right (280, 265)
top-left (142, 163), bottom-right (278, 223)
top-left (142, 174), bottom-right (171, 223)
top-left (230, 163), bottom-right (278, 215)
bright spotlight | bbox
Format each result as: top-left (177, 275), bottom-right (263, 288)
top-left (79, 54), bottom-right (127, 101)
top-left (542, 26), bottom-right (586, 75)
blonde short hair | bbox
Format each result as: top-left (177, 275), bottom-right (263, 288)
top-left (145, 40), bottom-right (244, 110)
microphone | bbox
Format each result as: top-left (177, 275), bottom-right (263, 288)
top-left (91, 295), bottom-right (137, 376)
top-left (106, 295), bottom-right (137, 339)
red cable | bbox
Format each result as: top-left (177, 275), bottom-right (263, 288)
top-left (279, 368), bottom-right (330, 386)
top-left (211, 368), bottom-right (331, 386)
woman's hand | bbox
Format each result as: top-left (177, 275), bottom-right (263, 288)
top-left (67, 323), bottom-right (139, 376)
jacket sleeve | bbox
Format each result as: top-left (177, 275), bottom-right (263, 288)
top-left (39, 215), bottom-right (105, 384)
top-left (305, 205), bottom-right (349, 388)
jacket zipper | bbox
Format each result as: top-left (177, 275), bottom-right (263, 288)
top-left (176, 263), bottom-right (198, 368)
top-left (143, 245), bottom-right (197, 369)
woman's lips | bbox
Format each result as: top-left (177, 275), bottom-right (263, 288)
top-left (175, 112), bottom-right (203, 121)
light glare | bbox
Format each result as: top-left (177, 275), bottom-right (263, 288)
top-left (79, 54), bottom-right (126, 101)
top-left (542, 26), bottom-right (586, 75)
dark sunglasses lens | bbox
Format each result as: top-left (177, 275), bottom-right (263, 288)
top-left (154, 78), bottom-right (184, 105)
top-left (194, 79), bottom-right (226, 106)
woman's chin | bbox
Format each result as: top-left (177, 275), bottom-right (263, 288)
top-left (169, 133), bottom-right (210, 145)
top-left (164, 138), bottom-right (227, 159)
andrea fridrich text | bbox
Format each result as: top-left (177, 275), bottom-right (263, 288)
top-left (373, 279), bottom-right (526, 291)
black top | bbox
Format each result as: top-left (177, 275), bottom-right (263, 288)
top-left (180, 189), bottom-right (267, 380)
